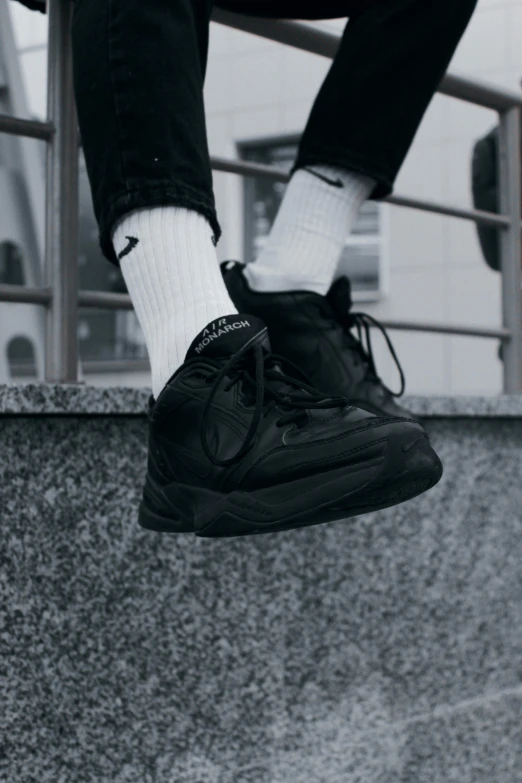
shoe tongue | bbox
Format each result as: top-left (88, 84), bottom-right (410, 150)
top-left (185, 313), bottom-right (271, 362)
top-left (326, 276), bottom-right (353, 318)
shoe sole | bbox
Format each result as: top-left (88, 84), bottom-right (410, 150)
top-left (137, 431), bottom-right (443, 538)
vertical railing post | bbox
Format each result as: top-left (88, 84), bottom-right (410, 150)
top-left (498, 106), bottom-right (522, 392)
top-left (45, 0), bottom-right (79, 383)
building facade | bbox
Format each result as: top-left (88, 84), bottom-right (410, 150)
top-left (4, 0), bottom-right (520, 393)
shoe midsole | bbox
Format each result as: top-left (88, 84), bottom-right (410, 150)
top-left (140, 456), bottom-right (383, 533)
top-left (140, 431), bottom-right (435, 531)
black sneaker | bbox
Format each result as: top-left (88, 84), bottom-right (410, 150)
top-left (221, 260), bottom-right (417, 421)
top-left (138, 313), bottom-right (442, 538)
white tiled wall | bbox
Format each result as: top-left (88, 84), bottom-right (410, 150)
top-left (7, 0), bottom-right (521, 394)
top-left (450, 4), bottom-right (508, 74)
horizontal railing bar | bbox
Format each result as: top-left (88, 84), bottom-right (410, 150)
top-left (441, 72), bottom-right (522, 112)
top-left (78, 290), bottom-right (134, 310)
top-left (0, 283), bottom-right (52, 304)
top-left (211, 154), bottom-right (289, 180)
top-left (0, 285), bottom-right (133, 309)
top-left (80, 358), bottom-right (150, 373)
top-left (379, 319), bottom-right (510, 340)
top-left (10, 358), bottom-right (150, 377)
top-left (211, 11), bottom-right (522, 111)
top-left (210, 155), bottom-right (513, 228)
top-left (10, 143), bottom-right (511, 233)
top-left (0, 113), bottom-right (54, 141)
top-left (212, 9), bottom-right (341, 58)
top-left (2, 24), bottom-right (516, 162)
top-left (0, 285), bottom-right (509, 339)
top-left (3, 17), bottom-right (520, 149)
top-left (385, 193), bottom-right (510, 228)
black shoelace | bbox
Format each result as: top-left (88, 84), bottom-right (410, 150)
top-left (200, 339), bottom-right (349, 468)
top-left (325, 306), bottom-right (406, 399)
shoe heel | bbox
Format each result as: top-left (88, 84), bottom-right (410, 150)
top-left (138, 499), bottom-right (192, 534)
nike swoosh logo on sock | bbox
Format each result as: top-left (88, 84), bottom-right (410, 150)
top-left (302, 167), bottom-right (344, 188)
top-left (117, 235), bottom-right (139, 261)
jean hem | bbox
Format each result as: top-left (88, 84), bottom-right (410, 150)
top-left (98, 181), bottom-right (222, 266)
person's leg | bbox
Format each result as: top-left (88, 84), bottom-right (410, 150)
top-left (226, 0), bottom-right (478, 294)
top-left (289, 0), bottom-right (479, 198)
top-left (71, 0), bottom-right (238, 398)
top-left (70, 0), bottom-right (444, 537)
top-left (217, 1), bottom-right (377, 294)
top-left (220, 0), bottom-right (477, 419)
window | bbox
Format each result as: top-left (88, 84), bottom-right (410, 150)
top-left (239, 135), bottom-right (387, 301)
top-left (7, 336), bottom-right (37, 378)
top-left (0, 243), bottom-right (36, 375)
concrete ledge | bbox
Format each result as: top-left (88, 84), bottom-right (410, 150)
top-left (0, 383), bottom-right (151, 415)
top-left (2, 391), bottom-right (522, 781)
top-left (2, 383), bottom-right (522, 417)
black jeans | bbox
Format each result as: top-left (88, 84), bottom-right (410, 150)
top-left (71, 0), bottom-right (478, 267)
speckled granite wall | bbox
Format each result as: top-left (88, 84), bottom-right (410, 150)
top-left (1, 389), bottom-right (522, 782)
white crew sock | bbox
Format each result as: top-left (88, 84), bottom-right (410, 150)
top-left (243, 165), bottom-right (376, 296)
top-left (111, 206), bottom-right (238, 399)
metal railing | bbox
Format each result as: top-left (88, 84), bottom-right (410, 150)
top-left (0, 2), bottom-right (521, 389)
